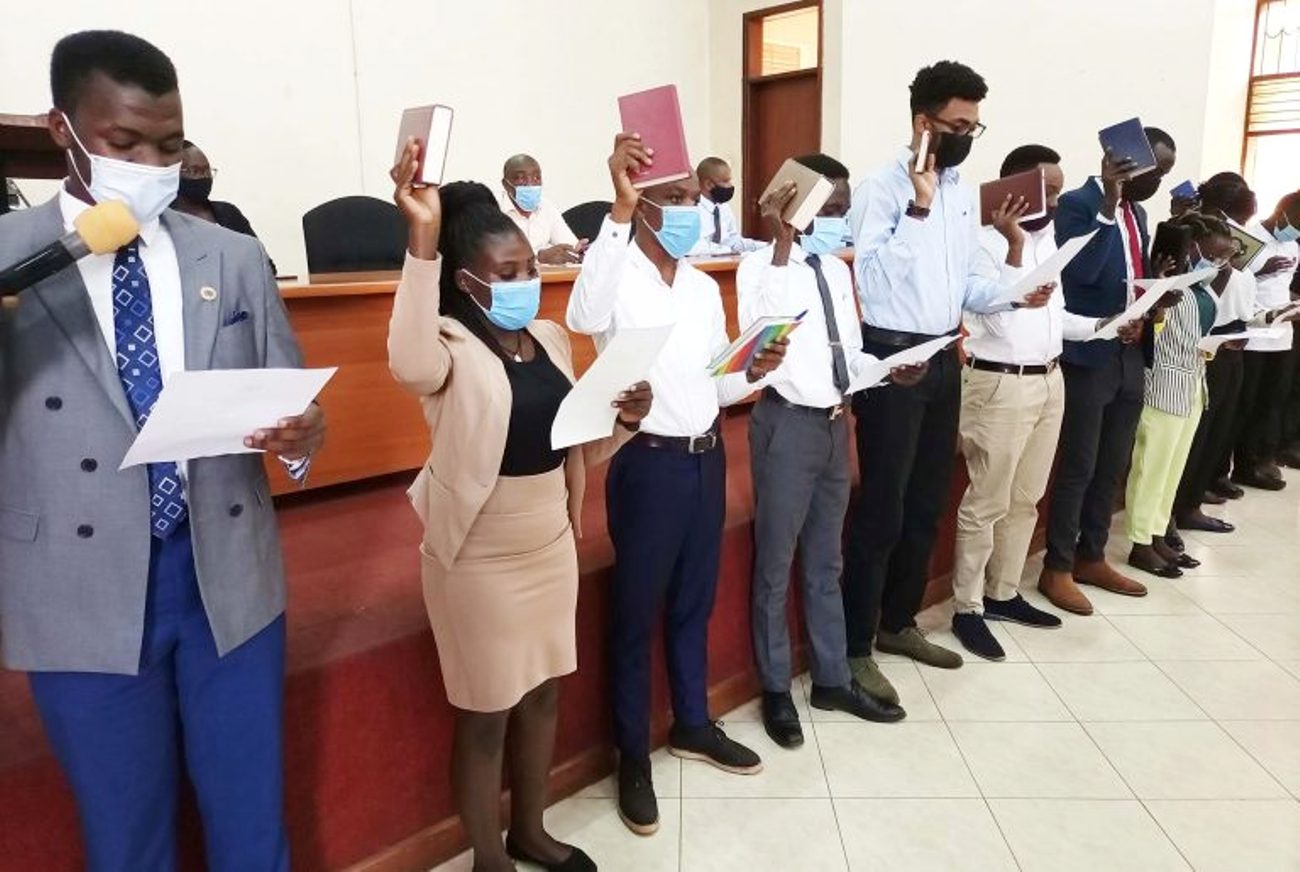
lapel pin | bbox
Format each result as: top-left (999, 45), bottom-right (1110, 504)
top-left (199, 286), bottom-right (218, 302)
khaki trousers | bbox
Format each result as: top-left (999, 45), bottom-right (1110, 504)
top-left (953, 366), bottom-right (1066, 614)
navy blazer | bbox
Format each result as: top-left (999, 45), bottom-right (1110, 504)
top-left (1057, 179), bottom-right (1151, 368)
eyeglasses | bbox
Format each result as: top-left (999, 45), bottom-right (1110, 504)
top-left (927, 115), bottom-right (987, 140)
top-left (179, 167), bottom-right (218, 180)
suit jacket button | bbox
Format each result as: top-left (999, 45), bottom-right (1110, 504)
top-left (228, 504), bottom-right (244, 517)
top-left (81, 458), bottom-right (98, 472)
top-left (76, 524), bottom-right (94, 538)
top-left (45, 396), bottom-right (63, 410)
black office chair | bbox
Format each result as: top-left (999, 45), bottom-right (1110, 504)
top-left (302, 196), bottom-right (406, 274)
top-left (561, 200), bottom-right (613, 242)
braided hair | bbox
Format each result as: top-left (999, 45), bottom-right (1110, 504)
top-left (436, 180), bottom-right (531, 358)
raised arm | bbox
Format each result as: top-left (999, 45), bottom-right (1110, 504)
top-left (386, 137), bottom-right (454, 396)
top-left (850, 173), bottom-right (926, 314)
top-left (566, 134), bottom-right (651, 335)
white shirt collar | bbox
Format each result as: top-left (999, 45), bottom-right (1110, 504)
top-left (58, 184), bottom-right (162, 247)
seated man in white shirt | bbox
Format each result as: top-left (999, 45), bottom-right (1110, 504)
top-left (689, 156), bottom-right (763, 256)
top-left (498, 153), bottom-right (586, 265)
top-left (953, 145), bottom-right (1130, 661)
top-left (739, 153), bottom-right (907, 748)
top-left (567, 133), bottom-right (787, 837)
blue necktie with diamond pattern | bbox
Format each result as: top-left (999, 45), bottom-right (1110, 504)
top-left (112, 240), bottom-right (188, 538)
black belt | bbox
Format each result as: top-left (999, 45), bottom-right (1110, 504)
top-left (862, 325), bottom-right (955, 350)
top-left (761, 387), bottom-right (846, 420)
top-left (633, 419), bottom-right (721, 454)
top-left (967, 357), bottom-right (1059, 376)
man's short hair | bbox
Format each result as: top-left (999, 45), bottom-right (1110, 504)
top-left (696, 156), bottom-right (730, 180)
top-left (1144, 126), bottom-right (1177, 153)
top-left (51, 30), bottom-right (178, 113)
top-left (1000, 145), bottom-right (1061, 178)
top-left (909, 61), bottom-right (987, 116)
top-left (792, 153), bottom-right (849, 181)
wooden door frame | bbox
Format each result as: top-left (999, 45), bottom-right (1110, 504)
top-left (741, 0), bottom-right (823, 237)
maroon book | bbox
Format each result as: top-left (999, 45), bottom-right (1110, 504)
top-left (978, 167), bottom-right (1046, 226)
top-left (618, 85), bottom-right (692, 189)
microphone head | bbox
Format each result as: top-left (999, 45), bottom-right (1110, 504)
top-left (73, 200), bottom-right (140, 255)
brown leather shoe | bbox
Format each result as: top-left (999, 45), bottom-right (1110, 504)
top-left (1037, 568), bottom-right (1094, 616)
top-left (1073, 558), bottom-right (1148, 597)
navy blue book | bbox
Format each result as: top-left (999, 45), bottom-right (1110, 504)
top-left (1098, 117), bottom-right (1157, 176)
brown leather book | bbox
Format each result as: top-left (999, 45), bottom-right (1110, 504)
top-left (618, 85), bottom-right (692, 189)
top-left (979, 167), bottom-right (1046, 226)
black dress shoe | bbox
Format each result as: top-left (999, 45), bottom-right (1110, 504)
top-left (1211, 477), bottom-right (1246, 500)
top-left (952, 613), bottom-right (1007, 661)
top-left (1279, 446), bottom-right (1300, 469)
top-left (1173, 552), bottom-right (1200, 569)
top-left (617, 756), bottom-right (659, 836)
top-left (809, 679), bottom-right (906, 722)
top-left (1178, 513), bottom-right (1236, 533)
top-left (669, 722), bottom-right (763, 774)
top-left (505, 834), bottom-right (597, 872)
top-left (1128, 548), bottom-right (1184, 579)
top-left (761, 692), bottom-right (804, 749)
top-left (1164, 529), bottom-right (1186, 553)
top-left (1201, 490), bottom-right (1228, 505)
top-left (1233, 469), bottom-right (1286, 491)
top-left (984, 594), bottom-right (1063, 629)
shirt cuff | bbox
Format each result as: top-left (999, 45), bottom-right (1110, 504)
top-left (403, 249), bottom-right (443, 279)
top-left (599, 215), bottom-right (632, 242)
top-left (1095, 211), bottom-right (1116, 226)
top-left (280, 455), bottom-right (312, 486)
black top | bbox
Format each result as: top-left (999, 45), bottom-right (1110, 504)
top-left (500, 340), bottom-right (572, 477)
top-left (205, 200), bottom-right (277, 275)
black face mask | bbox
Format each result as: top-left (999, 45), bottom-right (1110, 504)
top-left (933, 131), bottom-right (974, 169)
top-left (178, 176), bottom-right (213, 202)
top-left (1122, 171), bottom-right (1164, 203)
top-left (710, 185), bottom-right (735, 204)
top-left (1020, 206), bottom-right (1057, 234)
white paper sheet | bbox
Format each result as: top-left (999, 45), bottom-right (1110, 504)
top-left (1088, 276), bottom-right (1182, 341)
top-left (847, 334), bottom-right (958, 394)
top-left (1197, 332), bottom-right (1251, 354)
top-left (551, 325), bottom-right (674, 450)
top-left (989, 230), bottom-right (1097, 307)
top-left (120, 367), bottom-right (336, 468)
top-left (1131, 266), bottom-right (1220, 293)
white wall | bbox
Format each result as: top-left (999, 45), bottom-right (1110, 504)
top-left (0, 0), bottom-right (711, 278)
top-left (1, 0), bottom-right (1258, 275)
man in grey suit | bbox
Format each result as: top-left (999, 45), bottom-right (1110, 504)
top-left (0, 31), bottom-right (324, 870)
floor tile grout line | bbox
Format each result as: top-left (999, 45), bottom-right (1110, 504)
top-left (804, 720), bottom-right (853, 871)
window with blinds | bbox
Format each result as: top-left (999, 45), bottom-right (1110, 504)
top-left (1244, 0), bottom-right (1300, 213)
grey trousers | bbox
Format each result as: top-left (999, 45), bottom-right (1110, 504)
top-left (749, 395), bottom-right (853, 693)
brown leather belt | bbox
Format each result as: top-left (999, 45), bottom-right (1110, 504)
top-left (633, 419), bottom-right (721, 454)
top-left (967, 357), bottom-right (1059, 376)
top-left (762, 387), bottom-right (846, 420)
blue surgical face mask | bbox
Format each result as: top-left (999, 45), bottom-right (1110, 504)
top-left (511, 183), bottom-right (543, 213)
top-left (1275, 215), bottom-right (1300, 244)
top-left (640, 198), bottom-right (701, 259)
top-left (465, 272), bottom-right (541, 331)
top-left (1192, 244), bottom-right (1228, 276)
top-left (800, 215), bottom-right (849, 255)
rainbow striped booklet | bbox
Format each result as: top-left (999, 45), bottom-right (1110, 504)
top-left (707, 311), bottom-right (806, 377)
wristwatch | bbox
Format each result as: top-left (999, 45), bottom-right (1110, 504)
top-left (905, 200), bottom-right (931, 219)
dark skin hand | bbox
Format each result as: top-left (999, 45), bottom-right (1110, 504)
top-left (48, 74), bottom-right (325, 464)
top-left (1257, 255), bottom-right (1297, 279)
top-left (1099, 149), bottom-right (1139, 219)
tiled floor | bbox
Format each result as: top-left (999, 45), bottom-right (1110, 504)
top-left (435, 482), bottom-right (1300, 871)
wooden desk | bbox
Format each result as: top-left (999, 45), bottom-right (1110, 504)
top-left (270, 256), bottom-right (750, 494)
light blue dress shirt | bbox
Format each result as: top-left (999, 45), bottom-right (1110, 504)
top-left (849, 147), bottom-right (1016, 335)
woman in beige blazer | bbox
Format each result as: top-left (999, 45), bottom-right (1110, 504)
top-left (387, 141), bottom-right (650, 872)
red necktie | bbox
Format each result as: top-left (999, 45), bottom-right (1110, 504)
top-left (1122, 202), bottom-right (1145, 281)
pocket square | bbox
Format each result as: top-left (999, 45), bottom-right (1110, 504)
top-left (223, 310), bottom-right (250, 327)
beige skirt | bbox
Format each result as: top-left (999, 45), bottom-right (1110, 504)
top-left (419, 467), bottom-right (578, 712)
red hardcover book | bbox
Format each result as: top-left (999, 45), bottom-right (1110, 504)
top-left (617, 85), bottom-right (692, 189)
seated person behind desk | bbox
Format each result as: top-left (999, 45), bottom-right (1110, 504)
top-left (172, 139), bottom-right (275, 273)
top-left (499, 152), bottom-right (586, 265)
top-left (689, 156), bottom-right (763, 256)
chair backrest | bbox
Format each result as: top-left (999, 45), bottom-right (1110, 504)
top-left (561, 200), bottom-right (613, 243)
top-left (302, 195), bottom-right (406, 274)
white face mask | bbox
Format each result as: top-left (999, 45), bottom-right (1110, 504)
top-left (62, 112), bottom-right (180, 226)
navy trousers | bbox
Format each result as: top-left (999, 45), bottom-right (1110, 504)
top-left (28, 521), bottom-right (289, 872)
top-left (607, 439), bottom-right (725, 761)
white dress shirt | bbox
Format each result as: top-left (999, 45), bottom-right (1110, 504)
top-left (965, 223), bottom-right (1099, 365)
top-left (60, 187), bottom-right (186, 381)
top-left (567, 217), bottom-right (753, 437)
top-left (737, 242), bottom-right (876, 408)
top-left (498, 189), bottom-right (579, 252)
top-left (849, 147), bottom-right (1019, 336)
top-left (689, 194), bottom-right (763, 256)
top-left (1246, 218), bottom-right (1299, 352)
top-left (1214, 267), bottom-right (1259, 328)
top-left (1091, 177), bottom-right (1137, 293)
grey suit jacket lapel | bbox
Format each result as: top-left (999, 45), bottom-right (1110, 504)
top-left (26, 199), bottom-right (136, 430)
top-left (163, 211), bottom-right (222, 371)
